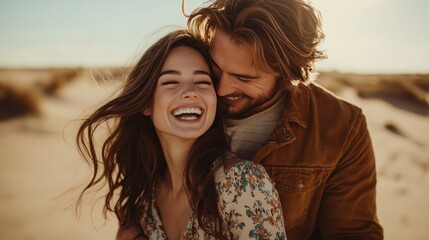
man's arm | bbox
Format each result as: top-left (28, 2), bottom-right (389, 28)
top-left (318, 113), bottom-right (383, 239)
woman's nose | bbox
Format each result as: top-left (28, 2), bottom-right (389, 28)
top-left (182, 85), bottom-right (198, 99)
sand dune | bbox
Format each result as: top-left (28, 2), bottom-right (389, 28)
top-left (1, 68), bottom-right (428, 239)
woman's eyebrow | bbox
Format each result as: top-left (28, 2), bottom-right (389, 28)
top-left (159, 70), bottom-right (210, 78)
top-left (159, 70), bottom-right (180, 77)
top-left (194, 70), bottom-right (210, 76)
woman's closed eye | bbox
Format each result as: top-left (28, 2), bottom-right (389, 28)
top-left (160, 80), bottom-right (179, 86)
top-left (194, 80), bottom-right (213, 88)
top-left (195, 80), bottom-right (212, 85)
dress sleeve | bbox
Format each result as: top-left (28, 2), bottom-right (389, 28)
top-left (216, 161), bottom-right (287, 240)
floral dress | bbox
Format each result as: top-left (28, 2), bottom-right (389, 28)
top-left (140, 160), bottom-right (286, 239)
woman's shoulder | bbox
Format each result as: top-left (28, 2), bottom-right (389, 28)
top-left (214, 155), bottom-right (286, 239)
top-left (214, 153), bottom-right (270, 186)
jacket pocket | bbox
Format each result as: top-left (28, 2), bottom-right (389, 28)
top-left (265, 166), bottom-right (327, 230)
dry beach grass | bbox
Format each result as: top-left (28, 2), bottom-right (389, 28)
top-left (0, 68), bottom-right (428, 239)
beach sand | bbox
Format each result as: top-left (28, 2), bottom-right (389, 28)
top-left (1, 68), bottom-right (428, 239)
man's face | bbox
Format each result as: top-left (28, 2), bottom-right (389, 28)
top-left (210, 30), bottom-right (282, 119)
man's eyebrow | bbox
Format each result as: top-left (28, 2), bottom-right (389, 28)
top-left (210, 57), bottom-right (259, 79)
top-left (231, 73), bottom-right (259, 79)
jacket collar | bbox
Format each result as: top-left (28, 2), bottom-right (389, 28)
top-left (252, 83), bottom-right (311, 162)
top-left (281, 83), bottom-right (311, 128)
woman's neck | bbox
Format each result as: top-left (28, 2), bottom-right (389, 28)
top-left (157, 135), bottom-right (195, 198)
top-left (154, 137), bottom-right (195, 240)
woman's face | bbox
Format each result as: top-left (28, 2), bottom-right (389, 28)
top-left (144, 46), bottom-right (217, 142)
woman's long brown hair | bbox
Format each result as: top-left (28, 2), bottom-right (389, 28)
top-left (76, 29), bottom-right (229, 238)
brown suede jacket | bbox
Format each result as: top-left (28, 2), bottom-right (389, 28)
top-left (252, 83), bottom-right (383, 239)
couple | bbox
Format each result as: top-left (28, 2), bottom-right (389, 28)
top-left (77, 0), bottom-right (383, 239)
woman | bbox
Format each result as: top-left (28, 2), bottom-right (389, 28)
top-left (76, 29), bottom-right (286, 239)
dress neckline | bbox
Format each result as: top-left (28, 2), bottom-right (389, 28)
top-left (150, 185), bottom-right (195, 239)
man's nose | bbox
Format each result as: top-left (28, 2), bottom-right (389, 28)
top-left (216, 74), bottom-right (236, 97)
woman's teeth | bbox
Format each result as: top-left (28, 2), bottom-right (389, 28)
top-left (172, 108), bottom-right (202, 120)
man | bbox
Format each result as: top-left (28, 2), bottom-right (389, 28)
top-left (187, 0), bottom-right (383, 239)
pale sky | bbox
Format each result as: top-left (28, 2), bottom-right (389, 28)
top-left (0, 0), bottom-right (428, 73)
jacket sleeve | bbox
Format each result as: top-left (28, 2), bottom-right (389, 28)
top-left (318, 113), bottom-right (383, 239)
top-left (217, 161), bottom-right (287, 240)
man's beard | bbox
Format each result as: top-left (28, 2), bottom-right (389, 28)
top-left (222, 82), bottom-right (280, 119)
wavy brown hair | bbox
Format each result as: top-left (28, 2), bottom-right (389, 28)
top-left (76, 29), bottom-right (229, 238)
top-left (187, 0), bottom-right (326, 91)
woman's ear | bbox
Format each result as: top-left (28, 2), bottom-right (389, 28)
top-left (142, 108), bottom-right (151, 116)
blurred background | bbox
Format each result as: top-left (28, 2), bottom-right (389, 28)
top-left (0, 0), bottom-right (428, 239)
